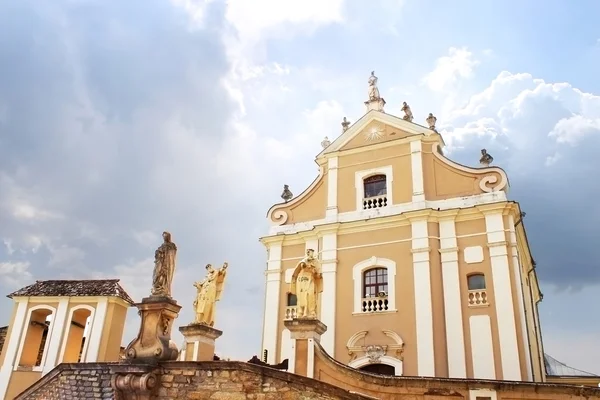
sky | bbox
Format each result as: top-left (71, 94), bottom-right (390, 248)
top-left (0, 0), bottom-right (599, 374)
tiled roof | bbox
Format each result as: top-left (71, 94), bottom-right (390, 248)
top-left (545, 353), bottom-right (599, 377)
top-left (7, 279), bottom-right (134, 304)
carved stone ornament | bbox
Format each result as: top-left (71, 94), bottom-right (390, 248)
top-left (365, 345), bottom-right (386, 363)
top-left (124, 296), bottom-right (181, 362)
top-left (401, 102), bottom-right (414, 122)
top-left (281, 184), bottom-right (293, 202)
top-left (112, 372), bottom-right (157, 400)
top-left (321, 136), bottom-right (331, 149)
top-left (480, 148), bottom-right (494, 166)
top-left (426, 113), bottom-right (437, 130)
top-left (364, 124), bottom-right (385, 141)
top-left (341, 117), bottom-right (350, 132)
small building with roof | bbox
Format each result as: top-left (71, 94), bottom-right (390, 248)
top-left (0, 279), bottom-right (133, 400)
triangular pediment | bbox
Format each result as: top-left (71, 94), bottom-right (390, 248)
top-left (318, 110), bottom-right (434, 156)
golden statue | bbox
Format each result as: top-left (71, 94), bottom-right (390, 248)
top-left (193, 262), bottom-right (228, 326)
top-left (151, 231), bottom-right (178, 297)
top-left (289, 249), bottom-right (323, 318)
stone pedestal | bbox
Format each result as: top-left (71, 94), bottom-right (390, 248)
top-left (364, 97), bottom-right (386, 113)
top-left (124, 296), bottom-right (181, 362)
top-left (284, 318), bottom-right (327, 378)
top-left (178, 323), bottom-right (223, 362)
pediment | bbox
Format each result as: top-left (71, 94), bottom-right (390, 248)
top-left (318, 110), bottom-right (435, 156)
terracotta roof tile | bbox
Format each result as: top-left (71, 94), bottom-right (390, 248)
top-left (7, 279), bottom-right (134, 304)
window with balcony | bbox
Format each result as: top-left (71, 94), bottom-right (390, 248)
top-left (363, 175), bottom-right (387, 209)
top-left (467, 273), bottom-right (488, 307)
top-left (362, 268), bottom-right (389, 312)
top-left (284, 293), bottom-right (297, 320)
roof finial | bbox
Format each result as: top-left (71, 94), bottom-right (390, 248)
top-left (341, 117), bottom-right (350, 132)
top-left (364, 71), bottom-right (386, 112)
top-left (321, 136), bottom-right (331, 149)
top-left (401, 102), bottom-right (413, 122)
top-left (426, 113), bottom-right (437, 131)
top-left (281, 185), bottom-right (293, 202)
top-left (480, 149), bottom-right (493, 166)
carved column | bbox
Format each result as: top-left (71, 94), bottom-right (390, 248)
top-left (284, 318), bottom-right (327, 379)
top-left (179, 323), bottom-right (222, 362)
top-left (124, 296), bottom-right (182, 362)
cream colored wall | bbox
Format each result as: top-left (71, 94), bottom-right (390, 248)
top-left (0, 304), bottom-right (19, 366)
top-left (6, 370), bottom-right (40, 400)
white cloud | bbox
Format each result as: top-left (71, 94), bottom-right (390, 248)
top-left (549, 115), bottom-right (600, 145)
top-left (423, 47), bottom-right (479, 92)
top-left (0, 261), bottom-right (33, 287)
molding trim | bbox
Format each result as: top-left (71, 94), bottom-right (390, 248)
top-left (348, 354), bottom-right (403, 376)
top-left (354, 165), bottom-right (393, 211)
top-left (352, 257), bottom-right (397, 313)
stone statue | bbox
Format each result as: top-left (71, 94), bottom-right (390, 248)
top-left (289, 249), bottom-right (323, 319)
top-left (151, 231), bottom-right (178, 297)
top-left (368, 71), bottom-right (380, 101)
top-left (426, 113), bottom-right (437, 130)
top-left (341, 117), bottom-right (350, 132)
top-left (401, 102), bottom-right (414, 122)
top-left (321, 136), bottom-right (331, 149)
top-left (192, 262), bottom-right (228, 326)
top-left (480, 149), bottom-right (493, 166)
top-left (281, 184), bottom-right (293, 202)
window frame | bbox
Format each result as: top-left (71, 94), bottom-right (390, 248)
top-left (354, 166), bottom-right (393, 211)
top-left (352, 256), bottom-right (397, 313)
top-left (467, 273), bottom-right (486, 291)
top-left (362, 267), bottom-right (389, 298)
top-left (363, 174), bottom-right (387, 198)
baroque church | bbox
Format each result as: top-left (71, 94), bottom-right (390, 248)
top-left (0, 72), bottom-right (598, 400)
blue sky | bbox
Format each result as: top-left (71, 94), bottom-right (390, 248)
top-left (0, 0), bottom-right (599, 374)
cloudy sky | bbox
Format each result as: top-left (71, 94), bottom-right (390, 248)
top-left (1, 0), bottom-right (599, 374)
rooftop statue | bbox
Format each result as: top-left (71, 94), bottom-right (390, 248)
top-left (341, 117), bottom-right (351, 132)
top-left (426, 113), bottom-right (437, 130)
top-left (401, 102), bottom-right (414, 122)
top-left (321, 136), bottom-right (331, 149)
top-left (368, 71), bottom-right (381, 101)
top-left (151, 231), bottom-right (178, 298)
top-left (193, 262), bottom-right (228, 327)
top-left (480, 149), bottom-right (494, 166)
top-left (289, 249), bottom-right (323, 319)
top-left (281, 184), bottom-right (293, 202)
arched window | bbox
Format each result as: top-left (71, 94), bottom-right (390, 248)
top-left (61, 307), bottom-right (94, 363)
top-left (363, 268), bottom-right (388, 298)
top-left (360, 363), bottom-right (396, 376)
top-left (19, 307), bottom-right (54, 368)
top-left (467, 273), bottom-right (486, 290)
top-left (363, 175), bottom-right (387, 198)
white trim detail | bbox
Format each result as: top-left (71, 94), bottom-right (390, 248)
top-left (262, 243), bottom-right (282, 364)
top-left (349, 355), bottom-right (403, 376)
top-left (267, 191), bottom-right (507, 236)
top-left (485, 212), bottom-right (521, 381)
top-left (58, 304), bottom-right (96, 364)
top-left (352, 257), bottom-right (397, 313)
top-left (289, 338), bottom-right (296, 374)
top-left (439, 219), bottom-right (467, 378)
top-left (14, 304), bottom-right (57, 372)
top-left (508, 214), bottom-right (532, 381)
top-left (469, 315), bottom-right (496, 379)
top-left (411, 220), bottom-right (435, 377)
top-left (84, 298), bottom-right (108, 362)
top-left (307, 338), bottom-right (315, 378)
top-left (192, 341), bottom-right (199, 361)
top-left (320, 232), bottom-right (337, 356)
top-left (326, 156), bottom-right (339, 217)
top-left (354, 165), bottom-right (394, 211)
top-left (280, 328), bottom-right (293, 366)
top-left (0, 299), bottom-right (29, 400)
top-left (464, 246), bottom-right (484, 264)
top-left (410, 140), bottom-right (425, 202)
top-left (42, 298), bottom-right (69, 375)
top-left (469, 388), bottom-right (497, 400)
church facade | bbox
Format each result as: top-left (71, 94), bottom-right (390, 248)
top-left (259, 73), bottom-right (572, 383)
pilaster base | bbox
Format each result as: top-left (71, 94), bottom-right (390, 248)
top-left (124, 296), bottom-right (181, 362)
top-left (284, 318), bottom-right (327, 378)
top-left (179, 323), bottom-right (223, 361)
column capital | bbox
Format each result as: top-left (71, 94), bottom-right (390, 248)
top-left (284, 318), bottom-right (327, 340)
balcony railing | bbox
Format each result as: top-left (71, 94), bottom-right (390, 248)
top-left (468, 289), bottom-right (489, 307)
top-left (361, 296), bottom-right (389, 313)
top-left (284, 306), bottom-right (297, 320)
top-left (362, 195), bottom-right (387, 210)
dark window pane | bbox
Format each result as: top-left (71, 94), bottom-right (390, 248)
top-left (467, 274), bottom-right (486, 290)
top-left (364, 175), bottom-right (387, 198)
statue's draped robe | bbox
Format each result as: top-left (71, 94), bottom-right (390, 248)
top-left (152, 242), bottom-right (177, 297)
top-left (368, 77), bottom-right (380, 100)
top-left (194, 269), bottom-right (227, 326)
top-left (290, 258), bottom-right (323, 318)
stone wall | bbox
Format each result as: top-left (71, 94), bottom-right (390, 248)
top-left (0, 326), bottom-right (7, 354)
top-left (15, 363), bottom-right (116, 400)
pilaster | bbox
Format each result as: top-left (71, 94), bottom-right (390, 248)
top-left (326, 157), bottom-right (338, 218)
top-left (319, 231), bottom-right (337, 356)
top-left (42, 298), bottom-right (69, 375)
top-left (484, 212), bottom-right (521, 381)
top-left (262, 242), bottom-right (282, 364)
top-left (0, 299), bottom-right (28, 400)
top-left (410, 140), bottom-right (425, 203)
top-left (410, 217), bottom-right (435, 376)
top-left (85, 297), bottom-right (108, 362)
top-left (438, 216), bottom-right (467, 378)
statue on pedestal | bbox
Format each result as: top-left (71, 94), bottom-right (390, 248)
top-left (151, 231), bottom-right (177, 297)
top-left (368, 71), bottom-right (381, 101)
top-left (289, 249), bottom-right (323, 319)
top-left (193, 262), bottom-right (228, 327)
top-left (401, 102), bottom-right (414, 122)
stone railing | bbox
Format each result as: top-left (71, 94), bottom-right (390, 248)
top-left (361, 297), bottom-right (389, 313)
top-left (468, 289), bottom-right (489, 307)
top-left (284, 306), bottom-right (298, 320)
top-left (362, 195), bottom-right (387, 210)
